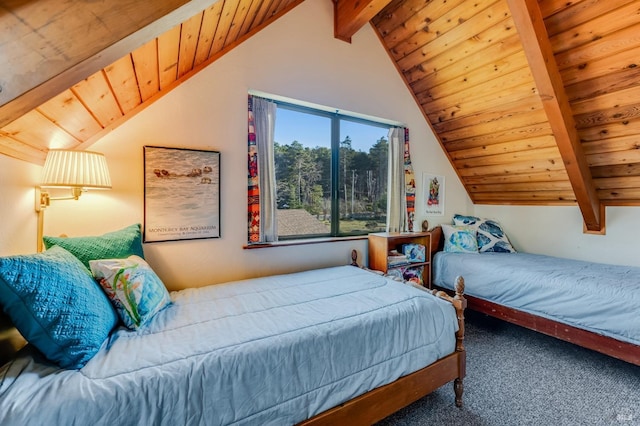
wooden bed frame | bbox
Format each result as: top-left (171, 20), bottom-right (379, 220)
top-left (429, 226), bottom-right (640, 366)
top-left (0, 259), bottom-right (467, 425)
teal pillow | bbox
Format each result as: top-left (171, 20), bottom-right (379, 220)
top-left (442, 224), bottom-right (479, 253)
top-left (43, 224), bottom-right (144, 269)
top-left (90, 255), bottom-right (171, 329)
top-left (0, 246), bottom-right (118, 369)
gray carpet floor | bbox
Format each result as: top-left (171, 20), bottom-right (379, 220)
top-left (376, 311), bottom-right (640, 426)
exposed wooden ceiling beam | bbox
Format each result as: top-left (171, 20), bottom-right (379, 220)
top-left (333, 0), bottom-right (392, 43)
top-left (506, 0), bottom-right (604, 233)
top-left (0, 0), bottom-right (218, 129)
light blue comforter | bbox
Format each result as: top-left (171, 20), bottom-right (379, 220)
top-left (433, 252), bottom-right (640, 345)
top-left (0, 266), bottom-right (457, 425)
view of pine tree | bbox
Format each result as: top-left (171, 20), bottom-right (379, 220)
top-left (274, 136), bottom-right (388, 227)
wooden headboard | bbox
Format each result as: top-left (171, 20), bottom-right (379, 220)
top-left (0, 311), bottom-right (26, 366)
top-left (430, 226), bottom-right (444, 255)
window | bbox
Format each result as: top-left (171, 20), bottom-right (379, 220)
top-left (273, 102), bottom-right (390, 239)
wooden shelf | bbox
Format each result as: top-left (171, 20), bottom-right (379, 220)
top-left (368, 232), bottom-right (432, 287)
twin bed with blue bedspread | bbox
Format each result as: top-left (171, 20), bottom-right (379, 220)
top-left (430, 217), bottom-right (640, 366)
top-left (0, 225), bottom-right (466, 426)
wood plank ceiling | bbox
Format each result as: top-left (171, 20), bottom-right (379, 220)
top-left (0, 0), bottom-right (303, 164)
top-left (371, 0), bottom-right (640, 231)
top-left (2, 0), bottom-right (640, 232)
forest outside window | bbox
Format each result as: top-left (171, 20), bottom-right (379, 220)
top-left (273, 101), bottom-right (392, 240)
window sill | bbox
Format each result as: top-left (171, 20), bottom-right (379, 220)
top-left (243, 235), bottom-right (367, 249)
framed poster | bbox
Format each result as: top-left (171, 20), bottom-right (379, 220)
top-left (423, 173), bottom-right (445, 216)
top-left (144, 146), bottom-right (220, 242)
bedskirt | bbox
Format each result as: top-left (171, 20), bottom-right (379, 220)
top-left (0, 266), bottom-right (457, 425)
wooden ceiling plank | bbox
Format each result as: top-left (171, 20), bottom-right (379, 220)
top-left (561, 48), bottom-right (640, 88)
top-left (507, 0), bottom-right (602, 231)
top-left (566, 67), bottom-right (640, 104)
top-left (371, 0), bottom-right (421, 34)
top-left (549, 1), bottom-right (640, 55)
top-left (2, 110), bottom-right (78, 150)
top-left (381, 0), bottom-right (467, 50)
top-left (544, 0), bottom-right (636, 37)
top-left (71, 71), bottom-right (123, 128)
top-left (211, 0), bottom-right (242, 55)
top-left (132, 39), bottom-right (161, 101)
top-left (194, 2), bottom-right (225, 67)
top-left (571, 85), bottom-right (640, 117)
top-left (0, 0), bottom-right (217, 130)
top-left (444, 123), bottom-right (554, 152)
top-left (472, 190), bottom-right (577, 203)
top-left (554, 21), bottom-right (640, 73)
top-left (178, 13), bottom-right (205, 78)
top-left (449, 135), bottom-right (558, 160)
top-left (224, 0), bottom-right (255, 48)
top-left (0, 133), bottom-right (48, 165)
top-left (587, 149), bottom-right (640, 168)
top-left (454, 146), bottom-right (562, 169)
top-left (407, 26), bottom-right (519, 90)
top-left (574, 102), bottom-right (640, 130)
top-left (470, 180), bottom-right (574, 192)
top-left (104, 55), bottom-right (143, 114)
top-left (463, 169), bottom-right (570, 185)
top-left (391, 0), bottom-right (500, 61)
top-left (333, 0), bottom-right (393, 43)
top-left (578, 118), bottom-right (640, 143)
top-left (396, 0), bottom-right (509, 70)
top-left (238, 0), bottom-right (263, 36)
top-left (456, 156), bottom-right (567, 178)
top-left (36, 90), bottom-right (103, 142)
top-left (582, 135), bottom-right (640, 155)
top-left (158, 25), bottom-right (182, 90)
top-left (433, 99), bottom-right (547, 136)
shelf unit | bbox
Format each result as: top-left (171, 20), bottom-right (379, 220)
top-left (368, 232), bottom-right (432, 287)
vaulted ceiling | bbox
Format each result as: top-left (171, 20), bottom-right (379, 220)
top-left (2, 0), bottom-right (639, 233)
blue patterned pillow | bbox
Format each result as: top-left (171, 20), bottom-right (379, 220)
top-left (0, 246), bottom-right (118, 369)
top-left (90, 256), bottom-right (171, 329)
top-left (453, 214), bottom-right (516, 253)
top-left (442, 224), bottom-right (478, 253)
top-left (43, 224), bottom-right (144, 269)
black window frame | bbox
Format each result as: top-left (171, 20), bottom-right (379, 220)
top-left (273, 99), bottom-right (392, 240)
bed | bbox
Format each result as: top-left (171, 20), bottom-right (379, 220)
top-left (0, 240), bottom-right (466, 425)
top-left (429, 225), bottom-right (640, 366)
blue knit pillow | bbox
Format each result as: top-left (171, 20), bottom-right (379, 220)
top-left (0, 246), bottom-right (118, 369)
top-left (43, 224), bottom-right (144, 269)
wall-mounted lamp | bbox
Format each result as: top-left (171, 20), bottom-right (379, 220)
top-left (35, 150), bottom-right (112, 252)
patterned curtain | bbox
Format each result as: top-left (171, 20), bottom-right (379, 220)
top-left (247, 95), bottom-right (278, 243)
top-left (248, 96), bottom-right (260, 243)
top-left (404, 128), bottom-right (416, 232)
top-left (386, 127), bottom-right (415, 233)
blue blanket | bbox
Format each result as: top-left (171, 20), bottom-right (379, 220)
top-left (433, 252), bottom-right (640, 345)
top-left (0, 266), bottom-right (457, 425)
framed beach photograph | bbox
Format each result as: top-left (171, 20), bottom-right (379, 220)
top-left (423, 173), bottom-right (445, 216)
top-left (143, 146), bottom-right (220, 243)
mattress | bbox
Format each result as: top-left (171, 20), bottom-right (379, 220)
top-left (0, 266), bottom-right (458, 426)
top-left (433, 252), bottom-right (640, 345)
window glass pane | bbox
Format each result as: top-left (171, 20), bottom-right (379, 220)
top-left (338, 120), bottom-right (388, 235)
top-left (274, 108), bottom-right (332, 238)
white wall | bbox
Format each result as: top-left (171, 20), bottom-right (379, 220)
top-left (473, 205), bottom-right (640, 267)
top-left (0, 1), bottom-right (469, 290)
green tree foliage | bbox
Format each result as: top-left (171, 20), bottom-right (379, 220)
top-left (274, 136), bottom-right (388, 222)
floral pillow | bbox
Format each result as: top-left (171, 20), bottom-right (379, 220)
top-left (442, 224), bottom-right (478, 253)
top-left (453, 214), bottom-right (516, 253)
top-left (89, 256), bottom-right (171, 330)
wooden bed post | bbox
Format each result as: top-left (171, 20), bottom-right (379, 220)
top-left (431, 275), bottom-right (466, 407)
top-left (453, 276), bottom-right (466, 407)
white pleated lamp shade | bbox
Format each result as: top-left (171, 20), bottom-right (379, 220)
top-left (41, 150), bottom-right (112, 189)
